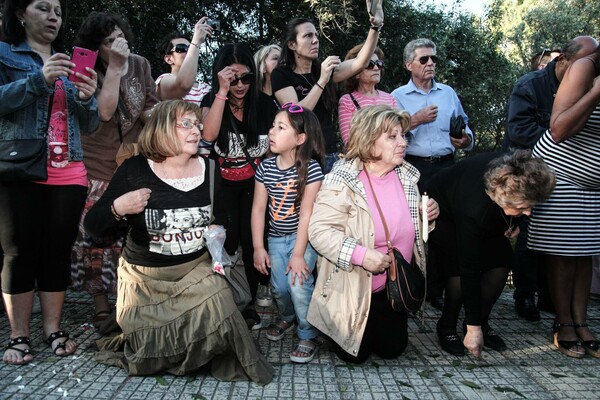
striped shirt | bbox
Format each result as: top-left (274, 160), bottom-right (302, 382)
top-left (256, 157), bottom-right (324, 237)
top-left (338, 90), bottom-right (397, 145)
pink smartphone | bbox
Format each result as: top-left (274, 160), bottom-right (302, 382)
top-left (69, 47), bottom-right (98, 83)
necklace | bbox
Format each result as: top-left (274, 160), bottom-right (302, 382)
top-left (299, 73), bottom-right (314, 89)
top-left (500, 209), bottom-right (515, 238)
top-left (229, 100), bottom-right (244, 113)
top-left (159, 160), bottom-right (193, 180)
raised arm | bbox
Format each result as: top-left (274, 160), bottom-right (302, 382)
top-left (331, 0), bottom-right (383, 83)
top-left (156, 17), bottom-right (212, 100)
top-left (96, 37), bottom-right (130, 121)
top-left (201, 65), bottom-right (237, 141)
top-left (550, 57), bottom-right (600, 142)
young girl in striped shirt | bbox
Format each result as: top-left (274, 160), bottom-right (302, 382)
top-left (251, 103), bottom-right (325, 363)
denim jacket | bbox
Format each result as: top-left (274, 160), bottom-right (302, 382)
top-left (0, 41), bottom-right (99, 161)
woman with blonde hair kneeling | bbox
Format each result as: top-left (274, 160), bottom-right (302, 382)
top-left (308, 104), bottom-right (439, 363)
top-left (84, 100), bottom-right (273, 383)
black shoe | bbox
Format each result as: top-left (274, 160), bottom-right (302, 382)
top-left (428, 296), bottom-right (444, 311)
top-left (437, 331), bottom-right (465, 356)
top-left (515, 298), bottom-right (540, 321)
top-left (242, 308), bottom-right (263, 330)
top-left (482, 325), bottom-right (507, 351)
top-left (537, 297), bottom-right (556, 314)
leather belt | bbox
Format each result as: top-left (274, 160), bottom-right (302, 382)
top-left (405, 153), bottom-right (454, 163)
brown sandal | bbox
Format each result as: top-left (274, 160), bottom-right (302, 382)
top-left (92, 309), bottom-right (112, 329)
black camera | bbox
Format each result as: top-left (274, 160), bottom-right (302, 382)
top-left (207, 19), bottom-right (220, 33)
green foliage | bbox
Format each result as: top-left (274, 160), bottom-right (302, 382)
top-left (59, 0), bottom-right (521, 151)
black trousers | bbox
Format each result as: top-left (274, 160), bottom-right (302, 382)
top-left (0, 182), bottom-right (86, 294)
top-left (221, 178), bottom-right (267, 301)
top-left (404, 155), bottom-right (455, 299)
top-left (330, 290), bottom-right (408, 364)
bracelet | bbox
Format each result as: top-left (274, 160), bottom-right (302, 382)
top-left (370, 24), bottom-right (383, 32)
top-left (215, 93), bottom-right (228, 101)
top-left (315, 82), bottom-right (325, 91)
top-left (111, 203), bottom-right (123, 221)
top-left (189, 42), bottom-right (201, 49)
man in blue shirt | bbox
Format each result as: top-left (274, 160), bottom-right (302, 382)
top-left (503, 36), bottom-right (598, 322)
top-left (392, 38), bottom-right (473, 314)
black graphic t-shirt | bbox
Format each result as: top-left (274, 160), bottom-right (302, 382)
top-left (84, 155), bottom-right (226, 267)
top-left (272, 65), bottom-right (337, 153)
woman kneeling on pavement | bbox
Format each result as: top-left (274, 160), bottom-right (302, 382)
top-left (84, 100), bottom-right (273, 383)
top-left (307, 105), bottom-right (439, 363)
top-left (428, 151), bottom-right (555, 357)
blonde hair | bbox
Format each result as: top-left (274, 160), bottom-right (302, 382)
top-left (345, 104), bottom-right (411, 162)
top-left (137, 100), bottom-right (202, 162)
top-left (254, 44), bottom-right (281, 91)
top-left (485, 150), bottom-right (556, 207)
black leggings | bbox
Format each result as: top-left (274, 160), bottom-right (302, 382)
top-left (0, 181), bottom-right (86, 294)
top-left (221, 178), bottom-right (268, 301)
top-left (331, 290), bottom-right (408, 364)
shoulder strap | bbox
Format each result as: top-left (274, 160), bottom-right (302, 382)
top-left (349, 92), bottom-right (361, 110)
top-left (229, 115), bottom-right (258, 172)
top-left (208, 158), bottom-right (215, 223)
top-left (364, 171), bottom-right (392, 252)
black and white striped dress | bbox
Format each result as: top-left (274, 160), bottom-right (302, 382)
top-left (528, 105), bottom-right (600, 255)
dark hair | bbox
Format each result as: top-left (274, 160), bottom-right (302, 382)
top-left (209, 43), bottom-right (260, 151)
top-left (277, 107), bottom-right (325, 207)
top-left (2, 0), bottom-right (65, 52)
top-left (157, 31), bottom-right (188, 73)
top-left (278, 18), bottom-right (337, 116)
top-left (75, 12), bottom-right (134, 70)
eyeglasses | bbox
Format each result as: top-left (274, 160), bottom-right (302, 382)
top-left (281, 102), bottom-right (304, 113)
top-left (366, 59), bottom-right (384, 70)
top-left (169, 43), bottom-right (189, 54)
top-left (231, 73), bottom-right (254, 86)
top-left (417, 55), bottom-right (438, 65)
top-left (176, 119), bottom-right (202, 130)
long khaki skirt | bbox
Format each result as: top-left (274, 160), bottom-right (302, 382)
top-left (94, 253), bottom-right (274, 384)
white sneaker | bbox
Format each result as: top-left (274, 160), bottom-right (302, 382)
top-left (256, 284), bottom-right (273, 307)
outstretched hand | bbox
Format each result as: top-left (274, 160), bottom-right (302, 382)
top-left (366, 0), bottom-right (384, 26)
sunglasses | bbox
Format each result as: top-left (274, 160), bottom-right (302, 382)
top-left (282, 102), bottom-right (304, 113)
top-left (366, 59), bottom-right (384, 70)
top-left (417, 55), bottom-right (438, 65)
top-left (169, 43), bottom-right (189, 54)
top-left (176, 119), bottom-right (202, 130)
top-left (537, 48), bottom-right (552, 66)
top-left (231, 73), bottom-right (254, 86)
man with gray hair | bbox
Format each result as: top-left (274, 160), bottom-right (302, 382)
top-left (392, 38), bottom-right (473, 317)
top-left (503, 35), bottom-right (598, 322)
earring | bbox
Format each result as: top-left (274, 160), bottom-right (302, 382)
top-left (20, 20), bottom-right (25, 27)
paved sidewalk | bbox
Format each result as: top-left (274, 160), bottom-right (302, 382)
top-left (1, 289), bottom-right (598, 399)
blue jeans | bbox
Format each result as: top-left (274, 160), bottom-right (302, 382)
top-left (268, 233), bottom-right (318, 340)
top-left (323, 152), bottom-right (340, 174)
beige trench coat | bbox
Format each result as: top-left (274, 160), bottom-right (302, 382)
top-left (307, 158), bottom-right (430, 356)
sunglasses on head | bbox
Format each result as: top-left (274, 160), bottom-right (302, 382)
top-left (282, 102), bottom-right (304, 113)
top-left (366, 59), bottom-right (384, 70)
top-left (537, 48), bottom-right (552, 66)
top-left (417, 55), bottom-right (438, 65)
top-left (169, 43), bottom-right (189, 54)
top-left (231, 72), bottom-right (254, 85)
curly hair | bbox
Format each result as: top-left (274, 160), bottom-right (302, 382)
top-left (484, 150), bottom-right (556, 207)
top-left (345, 104), bottom-right (411, 163)
top-left (75, 12), bottom-right (134, 70)
top-left (156, 31), bottom-right (188, 73)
